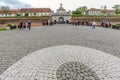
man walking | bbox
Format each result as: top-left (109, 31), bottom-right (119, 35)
top-left (18, 20), bottom-right (22, 30)
top-left (27, 20), bottom-right (31, 30)
top-left (92, 21), bottom-right (96, 29)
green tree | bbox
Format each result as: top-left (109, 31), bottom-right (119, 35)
top-left (1, 6), bottom-right (10, 16)
top-left (76, 6), bottom-right (87, 15)
top-left (34, 13), bottom-right (36, 16)
top-left (112, 5), bottom-right (120, 15)
top-left (72, 10), bottom-right (81, 14)
top-left (16, 13), bottom-right (20, 17)
top-left (25, 12), bottom-right (29, 17)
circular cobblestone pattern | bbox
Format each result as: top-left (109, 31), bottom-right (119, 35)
top-left (0, 45), bottom-right (120, 80)
top-left (56, 62), bottom-right (100, 80)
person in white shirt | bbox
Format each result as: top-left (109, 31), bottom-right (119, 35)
top-left (92, 21), bottom-right (96, 29)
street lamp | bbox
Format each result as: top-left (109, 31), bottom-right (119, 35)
top-left (103, 5), bottom-right (107, 27)
top-left (18, 8), bottom-right (22, 21)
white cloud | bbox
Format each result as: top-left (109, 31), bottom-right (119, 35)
top-left (0, 0), bottom-right (32, 9)
top-left (1, 0), bottom-right (120, 11)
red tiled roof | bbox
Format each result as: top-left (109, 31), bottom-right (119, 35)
top-left (21, 8), bottom-right (52, 13)
top-left (88, 8), bottom-right (101, 11)
top-left (0, 8), bottom-right (52, 14)
top-left (105, 9), bottom-right (115, 12)
top-left (0, 9), bottom-right (20, 14)
top-left (9, 9), bottom-right (20, 14)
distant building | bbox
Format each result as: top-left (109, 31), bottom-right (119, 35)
top-left (0, 9), bottom-right (19, 17)
top-left (104, 9), bottom-right (115, 15)
top-left (0, 8), bottom-right (52, 17)
top-left (52, 4), bottom-right (72, 23)
top-left (87, 8), bottom-right (101, 15)
top-left (87, 8), bottom-right (115, 15)
top-left (0, 7), bottom-right (116, 17)
top-left (20, 8), bottom-right (52, 16)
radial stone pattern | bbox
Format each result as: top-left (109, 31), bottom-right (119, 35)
top-left (56, 62), bottom-right (100, 80)
top-left (0, 45), bottom-right (120, 80)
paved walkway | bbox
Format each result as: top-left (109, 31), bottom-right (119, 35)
top-left (0, 24), bottom-right (120, 75)
top-left (1, 45), bottom-right (120, 80)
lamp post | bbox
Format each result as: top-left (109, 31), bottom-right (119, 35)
top-left (48, 12), bottom-right (51, 25)
top-left (103, 5), bottom-right (107, 27)
top-left (18, 8), bottom-right (22, 21)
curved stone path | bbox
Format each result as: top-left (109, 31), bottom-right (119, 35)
top-left (0, 24), bottom-right (120, 75)
top-left (1, 45), bottom-right (120, 80)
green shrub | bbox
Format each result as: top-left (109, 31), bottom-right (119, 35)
top-left (72, 14), bottom-right (84, 17)
top-left (0, 28), bottom-right (7, 31)
top-left (6, 24), bottom-right (12, 27)
top-left (116, 24), bottom-right (120, 26)
top-left (25, 12), bottom-right (29, 17)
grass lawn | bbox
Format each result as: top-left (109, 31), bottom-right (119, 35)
top-left (0, 27), bottom-right (7, 31)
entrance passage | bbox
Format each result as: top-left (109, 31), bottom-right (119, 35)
top-left (59, 17), bottom-right (65, 23)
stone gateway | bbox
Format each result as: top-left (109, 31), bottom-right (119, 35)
top-left (52, 3), bottom-right (72, 23)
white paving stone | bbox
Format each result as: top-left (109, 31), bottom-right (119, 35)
top-left (0, 45), bottom-right (120, 80)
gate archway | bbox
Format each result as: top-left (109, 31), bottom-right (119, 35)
top-left (59, 17), bottom-right (64, 23)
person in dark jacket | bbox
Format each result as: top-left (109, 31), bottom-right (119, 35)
top-left (27, 20), bottom-right (31, 30)
top-left (18, 20), bottom-right (22, 30)
top-left (23, 21), bottom-right (26, 29)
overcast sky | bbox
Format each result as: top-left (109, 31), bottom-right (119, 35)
top-left (0, 0), bottom-right (120, 11)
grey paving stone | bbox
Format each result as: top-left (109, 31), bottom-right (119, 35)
top-left (0, 45), bottom-right (120, 80)
top-left (0, 24), bottom-right (120, 78)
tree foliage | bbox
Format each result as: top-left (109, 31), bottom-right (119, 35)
top-left (72, 10), bottom-right (81, 14)
top-left (1, 6), bottom-right (9, 10)
top-left (25, 12), bottom-right (29, 17)
top-left (1, 6), bottom-right (10, 16)
top-left (112, 5), bottom-right (120, 15)
top-left (72, 6), bottom-right (87, 15)
top-left (16, 14), bottom-right (20, 17)
top-left (76, 6), bottom-right (87, 14)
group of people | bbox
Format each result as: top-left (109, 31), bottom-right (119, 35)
top-left (71, 21), bottom-right (92, 26)
top-left (18, 20), bottom-right (31, 30)
top-left (42, 21), bottom-right (53, 26)
top-left (70, 20), bottom-right (96, 29)
top-left (42, 20), bottom-right (70, 26)
top-left (101, 21), bottom-right (111, 28)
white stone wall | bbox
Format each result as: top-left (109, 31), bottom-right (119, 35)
top-left (10, 14), bottom-right (16, 16)
top-left (0, 14), bottom-right (17, 17)
top-left (0, 14), bottom-right (3, 17)
top-left (107, 12), bottom-right (115, 15)
top-left (21, 13), bottom-right (25, 16)
top-left (21, 12), bottom-right (52, 16)
top-left (88, 11), bottom-right (101, 15)
top-left (0, 14), bottom-right (5, 17)
top-left (88, 10), bottom-right (115, 15)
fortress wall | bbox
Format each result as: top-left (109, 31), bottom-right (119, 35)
top-left (72, 17), bottom-right (120, 22)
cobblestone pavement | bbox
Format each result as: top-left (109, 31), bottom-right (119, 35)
top-left (1, 45), bottom-right (120, 80)
top-left (0, 24), bottom-right (120, 75)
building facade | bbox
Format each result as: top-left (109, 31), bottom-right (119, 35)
top-left (20, 8), bottom-right (52, 16)
top-left (0, 9), bottom-right (20, 17)
top-left (0, 8), bottom-right (52, 17)
top-left (87, 8), bottom-right (101, 15)
top-left (52, 4), bottom-right (72, 23)
top-left (87, 8), bottom-right (115, 15)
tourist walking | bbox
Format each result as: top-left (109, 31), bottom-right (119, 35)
top-left (18, 20), bottom-right (22, 30)
top-left (23, 21), bottom-right (26, 29)
top-left (27, 20), bottom-right (31, 30)
top-left (92, 21), bottom-right (96, 29)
